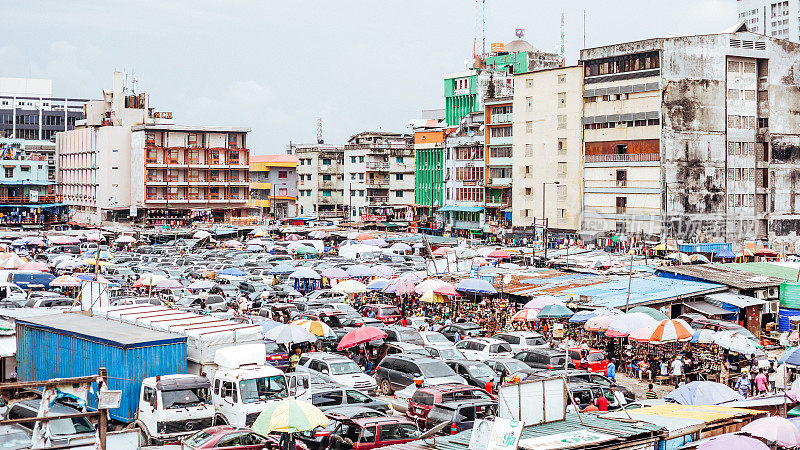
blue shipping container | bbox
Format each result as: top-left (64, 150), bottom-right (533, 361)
top-left (678, 243), bottom-right (732, 254)
top-left (16, 313), bottom-right (187, 423)
top-left (778, 307), bottom-right (800, 332)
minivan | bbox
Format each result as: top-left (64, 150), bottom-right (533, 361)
top-left (514, 349), bottom-right (573, 370)
top-left (360, 304), bottom-right (402, 325)
top-left (425, 399), bottom-right (498, 434)
top-left (374, 354), bottom-right (466, 395)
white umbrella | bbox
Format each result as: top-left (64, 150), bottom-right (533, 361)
top-left (332, 279), bottom-right (367, 294)
top-left (713, 330), bottom-right (765, 356)
top-left (193, 230), bottom-right (212, 239)
top-left (114, 235), bottom-right (136, 243)
top-left (264, 324), bottom-right (317, 345)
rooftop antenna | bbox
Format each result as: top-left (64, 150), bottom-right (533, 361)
top-left (515, 28), bottom-right (524, 39)
top-left (560, 12), bottom-right (566, 66)
top-left (583, 10), bottom-right (586, 49)
top-left (316, 117), bottom-right (324, 144)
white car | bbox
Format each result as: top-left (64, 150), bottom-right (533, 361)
top-left (419, 331), bottom-right (452, 348)
top-left (492, 331), bottom-right (550, 353)
top-left (455, 337), bottom-right (514, 361)
top-left (406, 316), bottom-right (430, 330)
top-left (296, 352), bottom-right (377, 394)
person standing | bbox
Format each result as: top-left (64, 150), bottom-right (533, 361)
top-left (670, 355), bottom-right (684, 387)
top-left (606, 359), bottom-right (616, 382)
top-left (453, 329), bottom-right (461, 343)
top-left (735, 370), bottom-right (751, 397)
top-left (289, 348), bottom-right (301, 372)
top-left (754, 369), bottom-right (768, 395)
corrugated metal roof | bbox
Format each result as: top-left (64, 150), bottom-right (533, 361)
top-left (656, 264), bottom-right (784, 290)
top-left (706, 292), bottom-right (766, 308)
top-left (722, 262), bottom-right (800, 281)
top-left (683, 301), bottom-right (733, 316)
top-left (563, 277), bottom-right (725, 309)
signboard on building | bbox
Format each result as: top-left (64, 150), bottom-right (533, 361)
top-left (363, 214), bottom-right (387, 222)
top-left (469, 418), bottom-right (523, 450)
top-left (29, 190), bottom-right (38, 203)
top-left (498, 377), bottom-right (566, 425)
top-left (517, 430), bottom-right (617, 450)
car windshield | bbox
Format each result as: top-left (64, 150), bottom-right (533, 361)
top-left (502, 360), bottom-right (530, 373)
top-left (587, 352), bottom-right (606, 362)
top-left (239, 376), bottom-right (287, 403)
top-left (49, 417), bottom-right (95, 436)
top-left (425, 333), bottom-right (449, 344)
top-left (437, 348), bottom-right (466, 359)
top-left (184, 430), bottom-right (216, 447)
top-left (399, 330), bottom-right (421, 341)
top-left (527, 336), bottom-right (547, 346)
top-left (330, 362), bottom-right (362, 375)
top-left (0, 430), bottom-right (30, 449)
top-left (466, 364), bottom-right (496, 378)
top-left (161, 388), bottom-right (209, 409)
top-left (382, 307), bottom-right (401, 316)
top-left (264, 341), bottom-right (283, 353)
top-left (418, 362), bottom-right (457, 378)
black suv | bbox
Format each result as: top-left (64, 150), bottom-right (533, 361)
top-left (514, 349), bottom-right (573, 370)
top-left (438, 322), bottom-right (483, 342)
top-left (374, 354), bottom-right (465, 395)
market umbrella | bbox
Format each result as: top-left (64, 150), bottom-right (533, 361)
top-left (291, 319), bottom-right (335, 338)
top-left (1, 256), bottom-right (25, 269)
top-left (256, 320), bottom-right (283, 335)
top-left (432, 247), bottom-right (452, 256)
top-left (585, 316), bottom-right (615, 332)
top-left (666, 252), bottom-right (691, 264)
top-left (454, 278), bottom-right (497, 295)
top-left (25, 238), bottom-right (46, 246)
top-left (390, 242), bottom-right (412, 252)
top-left (404, 272), bottom-right (428, 284)
top-left (649, 319), bottom-right (694, 343)
top-left (188, 280), bottom-right (216, 290)
top-left (690, 329), bottom-right (717, 344)
top-left (689, 254), bottom-right (710, 264)
top-left (56, 258), bottom-right (86, 270)
top-left (512, 309), bottom-right (539, 322)
top-left (193, 230), bottom-right (212, 239)
top-left (133, 274), bottom-right (167, 287)
top-left (664, 381), bottom-right (744, 405)
top-left (223, 240), bottom-right (242, 248)
top-left (246, 245), bottom-right (264, 252)
top-left (697, 434), bottom-right (768, 450)
top-left (332, 279), bottom-right (367, 294)
top-left (537, 304), bottom-right (574, 319)
top-left (736, 249), bottom-right (754, 257)
top-left (346, 264), bottom-right (375, 278)
top-left (248, 238), bottom-right (269, 246)
top-left (337, 326), bottom-right (388, 350)
top-left (363, 238), bottom-right (388, 248)
top-left (779, 347), bottom-right (800, 365)
top-left (415, 278), bottom-right (448, 295)
top-left (50, 275), bottom-right (81, 288)
top-left (433, 284), bottom-right (459, 297)
top-left (295, 245), bottom-right (318, 255)
top-left (754, 248), bottom-right (778, 257)
top-left (9, 239), bottom-right (25, 247)
top-left (366, 278), bottom-right (390, 291)
top-left (355, 233), bottom-right (374, 241)
top-left (373, 265), bottom-right (394, 278)
top-left (252, 398), bottom-right (328, 434)
top-left (308, 231), bottom-right (329, 239)
top-left (605, 313), bottom-right (658, 337)
top-left (569, 308), bottom-right (622, 323)
top-left (472, 257), bottom-right (489, 267)
top-left (420, 289), bottom-right (445, 303)
top-left (76, 274), bottom-right (113, 283)
top-left (269, 264), bottom-right (297, 275)
top-left (289, 268), bottom-right (321, 280)
top-left (51, 236), bottom-right (81, 245)
top-left (18, 261), bottom-right (49, 272)
top-left (486, 250), bottom-right (510, 259)
top-left (219, 267), bottom-right (247, 277)
top-left (523, 295), bottom-right (564, 310)
top-left (285, 234), bottom-right (302, 241)
top-left (320, 267), bottom-right (349, 279)
top-left (455, 247), bottom-right (477, 259)
top-left (114, 235), bottom-right (136, 243)
top-left (712, 330), bottom-right (765, 356)
top-left (742, 416), bottom-right (800, 447)
top-left (628, 306), bottom-right (669, 321)
top-left (628, 327), bottom-right (656, 342)
top-left (154, 279), bottom-right (182, 290)
top-left (264, 324), bottom-right (317, 345)
top-left (346, 232), bottom-right (360, 240)
top-left (383, 278), bottom-right (416, 296)
top-left (714, 249), bottom-right (736, 259)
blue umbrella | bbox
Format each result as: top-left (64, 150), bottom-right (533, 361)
top-left (10, 239), bottom-right (25, 246)
top-left (256, 320), bottom-right (283, 335)
top-left (219, 267), bottom-right (247, 277)
top-left (268, 264), bottom-right (296, 275)
top-left (714, 249), bottom-right (736, 259)
top-left (570, 310), bottom-right (598, 323)
top-left (779, 347), bottom-right (800, 365)
top-left (538, 304), bottom-right (574, 319)
top-left (455, 278), bottom-right (497, 295)
top-left (664, 381), bottom-right (743, 405)
top-left (347, 264), bottom-right (375, 278)
top-left (366, 279), bottom-right (390, 291)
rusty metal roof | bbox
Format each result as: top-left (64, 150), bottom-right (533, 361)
top-left (655, 264), bottom-right (784, 290)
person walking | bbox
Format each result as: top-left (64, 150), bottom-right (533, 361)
top-left (288, 348), bottom-right (302, 372)
top-left (754, 369), bottom-right (768, 395)
top-left (606, 359), bottom-right (616, 382)
top-left (735, 370), bottom-right (751, 398)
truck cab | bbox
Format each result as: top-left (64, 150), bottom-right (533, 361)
top-left (136, 374), bottom-right (214, 445)
top-left (211, 344), bottom-right (310, 427)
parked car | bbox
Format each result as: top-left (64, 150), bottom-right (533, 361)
top-left (296, 352), bottom-right (377, 394)
top-left (484, 358), bottom-right (535, 380)
top-left (418, 331), bottom-right (452, 348)
top-left (297, 407), bottom-right (385, 450)
top-left (514, 349), bottom-right (573, 370)
top-left (568, 383), bottom-right (622, 411)
top-left (181, 425), bottom-right (295, 449)
top-left (375, 354), bottom-right (466, 395)
top-left (454, 337), bottom-right (513, 361)
top-left (340, 316), bottom-right (384, 328)
top-left (424, 346), bottom-right (467, 360)
top-left (360, 304), bottom-right (402, 324)
top-left (326, 416), bottom-right (420, 450)
top-left (264, 340), bottom-right (289, 371)
top-left (492, 331), bottom-right (549, 352)
top-left (0, 424), bottom-right (30, 449)
top-left (568, 348), bottom-right (609, 374)
top-left (407, 384), bottom-right (493, 425)
top-left (309, 387), bottom-right (389, 414)
top-left (525, 369), bottom-right (635, 403)
top-left (299, 310), bottom-right (346, 329)
top-left (424, 399), bottom-right (498, 434)
top-left (6, 399), bottom-right (95, 448)
top-left (445, 360), bottom-right (499, 392)
top-left (437, 322), bottom-right (483, 342)
top-left (405, 316), bottom-right (430, 330)
top-left (375, 342), bottom-right (430, 363)
top-left (383, 326), bottom-right (424, 346)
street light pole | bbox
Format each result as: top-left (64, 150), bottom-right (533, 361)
top-left (542, 181), bottom-right (560, 261)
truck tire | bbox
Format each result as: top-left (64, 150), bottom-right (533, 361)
top-left (134, 423), bottom-right (152, 446)
top-left (381, 379), bottom-right (393, 396)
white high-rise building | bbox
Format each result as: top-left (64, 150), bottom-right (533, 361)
top-left (738, 0), bottom-right (800, 41)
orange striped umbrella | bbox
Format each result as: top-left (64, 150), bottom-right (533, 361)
top-left (649, 319), bottom-right (693, 343)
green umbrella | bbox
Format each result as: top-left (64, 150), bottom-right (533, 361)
top-left (252, 398), bottom-right (328, 434)
top-left (295, 245), bottom-right (318, 255)
top-left (537, 303), bottom-right (575, 319)
top-left (628, 306), bottom-right (668, 321)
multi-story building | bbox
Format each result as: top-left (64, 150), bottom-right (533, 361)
top-left (484, 97), bottom-right (513, 229)
top-left (0, 157), bottom-right (66, 229)
top-left (413, 128), bottom-right (446, 229)
top-left (295, 143), bottom-right (344, 219)
top-left (579, 26), bottom-right (800, 248)
top-left (57, 72), bottom-right (250, 226)
top-left (248, 154), bottom-right (299, 221)
top-left (444, 69), bottom-right (514, 127)
top-left (440, 113), bottom-right (486, 236)
top-left (343, 132), bottom-right (414, 222)
top-left (512, 66), bottom-right (584, 233)
top-left (738, 0), bottom-right (799, 41)
top-left (485, 39), bottom-right (563, 74)
top-left (0, 78), bottom-right (87, 141)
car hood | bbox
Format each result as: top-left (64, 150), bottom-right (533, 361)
top-left (428, 375), bottom-right (468, 385)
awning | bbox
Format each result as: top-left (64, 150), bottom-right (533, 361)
top-left (706, 292), bottom-right (766, 308)
top-left (0, 336), bottom-right (15, 357)
top-left (437, 205), bottom-right (484, 213)
top-left (684, 301), bottom-right (733, 317)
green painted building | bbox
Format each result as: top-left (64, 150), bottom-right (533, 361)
top-left (415, 147), bottom-right (444, 207)
top-left (443, 72), bottom-right (478, 126)
top-left (485, 52), bottom-right (530, 74)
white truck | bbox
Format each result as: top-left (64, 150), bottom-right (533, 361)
top-left (134, 374), bottom-right (215, 445)
top-left (211, 344), bottom-right (310, 427)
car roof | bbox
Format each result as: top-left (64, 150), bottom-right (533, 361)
top-left (524, 348), bottom-right (565, 356)
top-left (365, 303), bottom-right (396, 308)
top-left (434, 399), bottom-right (497, 409)
top-left (388, 342), bottom-right (426, 350)
top-left (452, 322), bottom-right (481, 328)
top-left (463, 337), bottom-right (505, 344)
top-left (485, 357), bottom-right (525, 364)
top-left (499, 330), bottom-right (543, 337)
top-left (384, 352), bottom-right (437, 362)
top-left (418, 383), bottom-right (477, 394)
top-left (305, 352), bottom-right (352, 362)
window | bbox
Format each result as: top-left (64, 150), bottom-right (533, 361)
top-left (557, 115), bottom-right (567, 129)
top-left (20, 166), bottom-right (29, 172)
top-left (395, 190), bottom-right (403, 198)
top-left (455, 167), bottom-right (484, 181)
top-left (557, 185), bottom-right (567, 198)
top-left (322, 174), bottom-right (331, 181)
top-left (525, 143), bottom-right (533, 157)
top-left (312, 390), bottom-right (343, 408)
top-left (525, 188), bottom-right (532, 195)
top-left (395, 173), bottom-right (404, 180)
top-left (557, 209), bottom-right (566, 219)
top-left (455, 188), bottom-right (484, 202)
top-left (4, 168), bottom-right (12, 178)
top-left (351, 173), bottom-right (357, 180)
top-left (278, 170), bottom-right (288, 179)
top-left (359, 190), bottom-right (364, 196)
top-left (396, 156), bottom-right (404, 163)
top-left (557, 138), bottom-right (567, 154)
top-left (491, 127), bottom-right (513, 138)
top-left (558, 74), bottom-right (566, 84)
top-left (351, 190), bottom-right (356, 197)
top-left (558, 92), bottom-right (566, 107)
top-left (557, 162), bottom-right (567, 176)
top-left (526, 96), bottom-right (533, 112)
top-left (359, 173), bottom-right (365, 180)
top-left (359, 156), bottom-right (365, 163)
top-left (490, 146), bottom-right (512, 158)
top-left (360, 427), bottom-right (377, 444)
top-left (526, 78), bottom-right (534, 88)
top-left (322, 190), bottom-right (332, 197)
top-left (455, 146), bottom-right (484, 160)
top-left (351, 156), bottom-right (356, 163)
top-left (525, 121), bottom-right (533, 133)
top-left (322, 159), bottom-right (332, 165)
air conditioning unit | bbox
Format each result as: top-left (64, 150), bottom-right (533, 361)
top-left (755, 290), bottom-right (766, 299)
top-left (769, 287), bottom-right (778, 298)
top-left (764, 301), bottom-right (778, 314)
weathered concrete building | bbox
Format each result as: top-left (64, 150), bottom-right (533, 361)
top-left (441, 112), bottom-right (486, 237)
top-left (295, 143), bottom-right (344, 219)
top-left (580, 26), bottom-right (800, 248)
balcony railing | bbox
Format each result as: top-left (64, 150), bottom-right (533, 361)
top-left (366, 162), bottom-right (390, 170)
top-left (585, 153), bottom-right (660, 163)
top-left (366, 179), bottom-right (389, 187)
top-left (0, 195), bottom-right (61, 204)
top-left (368, 196), bottom-right (389, 205)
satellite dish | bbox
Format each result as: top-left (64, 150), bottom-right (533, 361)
top-left (515, 28), bottom-right (525, 39)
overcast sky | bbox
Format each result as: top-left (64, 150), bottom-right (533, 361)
top-left (3, 0), bottom-right (733, 154)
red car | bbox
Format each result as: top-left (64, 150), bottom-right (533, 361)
top-left (569, 348), bottom-right (609, 374)
top-left (327, 416), bottom-right (420, 449)
top-left (360, 304), bottom-right (401, 325)
top-left (181, 425), bottom-right (307, 449)
top-left (406, 383), bottom-right (494, 425)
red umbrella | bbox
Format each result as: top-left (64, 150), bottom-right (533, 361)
top-left (18, 261), bottom-right (49, 272)
top-left (486, 250), bottom-right (510, 259)
top-left (355, 233), bottom-right (374, 241)
top-left (754, 248), bottom-right (778, 257)
top-left (337, 326), bottom-right (387, 350)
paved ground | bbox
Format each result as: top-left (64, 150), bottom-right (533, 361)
top-left (614, 372), bottom-right (675, 400)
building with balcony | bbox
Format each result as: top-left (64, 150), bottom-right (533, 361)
top-left (57, 71), bottom-right (249, 226)
top-left (444, 69), bottom-right (514, 126)
top-left (485, 39), bottom-right (564, 75)
top-left (295, 143), bottom-right (345, 219)
top-left (0, 158), bottom-right (66, 229)
top-left (413, 128), bottom-right (446, 230)
top-left (440, 112), bottom-right (487, 237)
top-left (248, 154), bottom-right (299, 220)
top-left (512, 66), bottom-right (583, 234)
top-left (579, 25), bottom-right (800, 250)
top-left (343, 131), bottom-right (414, 223)
top-left (484, 97), bottom-right (513, 229)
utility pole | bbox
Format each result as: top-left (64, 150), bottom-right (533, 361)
top-left (542, 182), bottom-right (560, 261)
top-left (624, 252), bottom-right (634, 312)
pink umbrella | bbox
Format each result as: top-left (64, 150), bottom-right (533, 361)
top-left (628, 327), bottom-right (656, 342)
top-left (433, 284), bottom-right (460, 297)
top-left (742, 417), bottom-right (800, 447)
top-left (523, 295), bottom-right (564, 310)
top-left (51, 236), bottom-right (80, 245)
top-left (585, 316), bottom-right (615, 332)
top-left (472, 257), bottom-right (489, 267)
top-left (486, 250), bottom-right (510, 259)
top-left (415, 278), bottom-right (448, 295)
top-left (337, 326), bottom-right (388, 350)
top-left (432, 247), bottom-right (452, 256)
top-left (154, 279), bottom-right (183, 290)
top-left (18, 261), bottom-right (49, 272)
top-left (698, 434), bottom-right (768, 450)
top-left (223, 240), bottom-right (242, 247)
